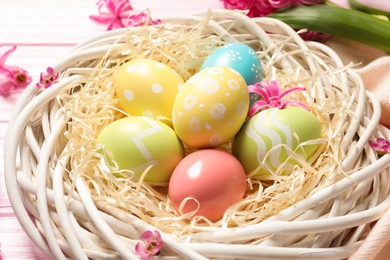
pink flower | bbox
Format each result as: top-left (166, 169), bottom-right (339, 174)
top-left (223, 0), bottom-right (275, 17)
top-left (369, 138), bottom-right (390, 156)
top-left (221, 0), bottom-right (324, 17)
top-left (0, 45), bottom-right (32, 95)
top-left (268, 0), bottom-right (296, 9)
top-left (127, 10), bottom-right (161, 27)
top-left (248, 80), bottom-right (310, 117)
top-left (135, 230), bottom-right (162, 259)
top-left (7, 65), bottom-right (32, 89)
top-left (36, 67), bottom-right (59, 89)
top-left (90, 0), bottom-right (161, 30)
top-left (89, 0), bottom-right (134, 30)
top-left (0, 69), bottom-right (16, 94)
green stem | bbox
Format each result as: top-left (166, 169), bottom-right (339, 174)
top-left (349, 0), bottom-right (390, 19)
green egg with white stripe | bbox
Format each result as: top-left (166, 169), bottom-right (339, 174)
top-left (232, 107), bottom-right (322, 177)
top-left (97, 116), bottom-right (185, 183)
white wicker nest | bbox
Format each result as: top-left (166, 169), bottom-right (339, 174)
top-left (4, 10), bottom-right (390, 260)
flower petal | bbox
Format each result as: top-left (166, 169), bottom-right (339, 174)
top-left (248, 80), bottom-right (309, 116)
top-left (104, 0), bottom-right (117, 15)
top-left (248, 100), bottom-right (271, 117)
top-left (268, 0), bottom-right (295, 9)
top-left (115, 0), bottom-right (133, 15)
top-left (0, 72), bottom-right (16, 94)
top-left (106, 19), bottom-right (124, 30)
top-left (153, 230), bottom-right (161, 240)
top-left (89, 14), bottom-right (115, 24)
top-left (369, 138), bottom-right (390, 154)
top-left (135, 242), bottom-right (146, 254)
top-left (377, 138), bottom-right (388, 145)
top-left (10, 67), bottom-right (32, 88)
top-left (37, 67), bottom-right (59, 89)
top-left (0, 46), bottom-right (17, 67)
top-left (140, 230), bottom-right (153, 241)
top-left (248, 83), bottom-right (270, 103)
top-left (277, 86), bottom-right (306, 99)
top-left (46, 67), bottom-right (54, 75)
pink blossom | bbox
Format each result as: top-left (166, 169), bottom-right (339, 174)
top-left (222, 0), bottom-right (276, 17)
top-left (0, 69), bottom-right (16, 94)
top-left (0, 46), bottom-right (32, 95)
top-left (7, 65), bottom-right (32, 89)
top-left (36, 67), bottom-right (59, 89)
top-left (90, 0), bottom-right (134, 30)
top-left (248, 80), bottom-right (310, 117)
top-left (268, 0), bottom-right (296, 9)
top-left (221, 0), bottom-right (325, 17)
top-left (127, 10), bottom-right (161, 27)
top-left (90, 0), bottom-right (161, 30)
top-left (369, 138), bottom-right (390, 156)
top-left (135, 230), bottom-right (162, 259)
top-left (223, 0), bottom-right (257, 13)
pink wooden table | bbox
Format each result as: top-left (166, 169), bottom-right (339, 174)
top-left (2, 0), bottom-right (389, 259)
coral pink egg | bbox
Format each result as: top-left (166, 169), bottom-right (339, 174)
top-left (168, 149), bottom-right (247, 221)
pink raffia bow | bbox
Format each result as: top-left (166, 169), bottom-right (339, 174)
top-left (248, 80), bottom-right (310, 117)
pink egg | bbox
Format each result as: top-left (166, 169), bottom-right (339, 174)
top-left (168, 149), bottom-right (247, 221)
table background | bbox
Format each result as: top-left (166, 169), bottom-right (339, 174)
top-left (2, 0), bottom-right (388, 259)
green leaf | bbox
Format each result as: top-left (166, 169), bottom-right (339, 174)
top-left (268, 5), bottom-right (390, 53)
top-left (349, 0), bottom-right (390, 19)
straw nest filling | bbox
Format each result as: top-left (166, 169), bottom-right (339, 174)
top-left (38, 12), bottom-right (376, 244)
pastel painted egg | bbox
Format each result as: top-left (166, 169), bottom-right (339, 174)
top-left (96, 116), bottom-right (185, 183)
top-left (172, 66), bottom-right (249, 148)
top-left (201, 43), bottom-right (263, 106)
top-left (115, 58), bottom-right (184, 126)
top-left (168, 149), bottom-right (247, 221)
top-left (232, 107), bottom-right (322, 177)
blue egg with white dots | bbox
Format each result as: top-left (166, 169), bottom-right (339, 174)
top-left (201, 43), bottom-right (263, 106)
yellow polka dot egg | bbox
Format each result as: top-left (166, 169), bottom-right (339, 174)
top-left (115, 58), bottom-right (184, 126)
top-left (172, 66), bottom-right (249, 148)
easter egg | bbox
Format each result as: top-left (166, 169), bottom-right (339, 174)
top-left (168, 149), bottom-right (247, 221)
top-left (232, 107), bottom-right (322, 177)
top-left (96, 116), bottom-right (185, 183)
top-left (172, 66), bottom-right (249, 148)
top-left (115, 58), bottom-right (184, 126)
top-left (201, 43), bottom-right (263, 106)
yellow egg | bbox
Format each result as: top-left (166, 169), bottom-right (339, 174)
top-left (172, 66), bottom-right (249, 148)
top-left (115, 58), bottom-right (184, 126)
